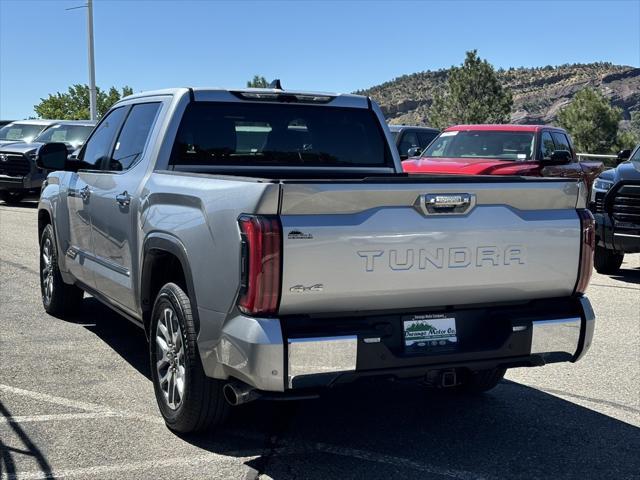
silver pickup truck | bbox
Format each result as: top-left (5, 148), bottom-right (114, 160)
top-left (37, 87), bottom-right (596, 433)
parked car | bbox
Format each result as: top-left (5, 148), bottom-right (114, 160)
top-left (388, 124), bottom-right (439, 160)
top-left (0, 120), bottom-right (95, 204)
top-left (38, 87), bottom-right (595, 433)
top-left (402, 125), bottom-right (604, 192)
top-left (0, 119), bottom-right (57, 146)
top-left (589, 145), bottom-right (640, 273)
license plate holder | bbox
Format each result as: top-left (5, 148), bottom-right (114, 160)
top-left (403, 314), bottom-right (458, 353)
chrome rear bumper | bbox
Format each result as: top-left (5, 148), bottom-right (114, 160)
top-left (202, 296), bottom-right (595, 392)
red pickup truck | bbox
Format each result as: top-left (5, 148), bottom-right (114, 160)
top-left (402, 125), bottom-right (604, 190)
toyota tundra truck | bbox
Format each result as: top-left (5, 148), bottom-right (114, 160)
top-left (37, 86), bottom-right (596, 433)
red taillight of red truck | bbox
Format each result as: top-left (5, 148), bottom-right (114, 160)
top-left (237, 215), bottom-right (282, 316)
top-left (575, 209), bottom-right (595, 294)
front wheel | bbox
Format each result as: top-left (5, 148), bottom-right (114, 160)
top-left (594, 246), bottom-right (623, 274)
top-left (40, 224), bottom-right (84, 316)
top-left (150, 283), bottom-right (229, 433)
top-left (0, 191), bottom-right (26, 204)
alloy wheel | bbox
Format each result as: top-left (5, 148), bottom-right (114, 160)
top-left (155, 307), bottom-right (186, 410)
top-left (41, 237), bottom-right (54, 304)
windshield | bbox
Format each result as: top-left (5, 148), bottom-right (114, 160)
top-left (0, 123), bottom-right (47, 142)
top-left (423, 130), bottom-right (536, 161)
top-left (34, 124), bottom-right (94, 148)
top-left (170, 102), bottom-right (393, 168)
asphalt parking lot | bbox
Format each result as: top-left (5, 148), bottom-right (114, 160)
top-left (0, 201), bottom-right (638, 480)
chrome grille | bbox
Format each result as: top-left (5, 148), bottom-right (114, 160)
top-left (611, 184), bottom-right (640, 226)
top-left (593, 192), bottom-right (605, 213)
top-left (0, 153), bottom-right (30, 177)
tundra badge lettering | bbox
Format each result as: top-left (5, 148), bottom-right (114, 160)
top-left (357, 245), bottom-right (526, 272)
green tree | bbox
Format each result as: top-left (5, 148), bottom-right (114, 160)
top-left (557, 88), bottom-right (626, 154)
top-left (615, 130), bottom-right (638, 152)
top-left (34, 84), bottom-right (134, 120)
top-left (246, 75), bottom-right (268, 88)
top-left (429, 50), bottom-right (513, 129)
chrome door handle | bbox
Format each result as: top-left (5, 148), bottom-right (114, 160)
top-left (115, 191), bottom-right (131, 207)
top-left (79, 186), bottom-right (91, 201)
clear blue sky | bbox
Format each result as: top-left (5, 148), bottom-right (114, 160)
top-left (1, 0), bottom-right (639, 119)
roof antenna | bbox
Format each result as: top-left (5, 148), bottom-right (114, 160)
top-left (269, 79), bottom-right (283, 90)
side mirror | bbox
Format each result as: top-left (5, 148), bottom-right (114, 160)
top-left (548, 150), bottom-right (572, 163)
top-left (407, 146), bottom-right (422, 158)
top-left (616, 149), bottom-right (631, 165)
top-left (36, 143), bottom-right (69, 171)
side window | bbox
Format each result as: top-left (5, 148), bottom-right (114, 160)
top-left (79, 107), bottom-right (127, 169)
top-left (551, 132), bottom-right (572, 156)
top-left (417, 131), bottom-right (438, 149)
top-left (398, 131), bottom-right (420, 157)
top-left (108, 102), bottom-right (161, 171)
top-left (540, 131), bottom-right (556, 160)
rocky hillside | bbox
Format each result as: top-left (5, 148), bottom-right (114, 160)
top-left (355, 63), bottom-right (640, 127)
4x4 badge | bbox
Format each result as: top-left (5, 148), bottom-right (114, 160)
top-left (289, 284), bottom-right (323, 293)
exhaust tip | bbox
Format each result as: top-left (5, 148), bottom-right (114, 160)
top-left (223, 383), bottom-right (240, 406)
top-left (223, 381), bottom-right (261, 406)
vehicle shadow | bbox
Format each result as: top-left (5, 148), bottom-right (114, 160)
top-left (75, 297), bottom-right (151, 379)
top-left (0, 200), bottom-right (38, 209)
top-left (609, 266), bottom-right (640, 285)
top-left (73, 298), bottom-right (640, 480)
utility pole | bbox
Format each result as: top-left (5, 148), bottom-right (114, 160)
top-left (67, 1), bottom-right (97, 120)
top-left (87, 0), bottom-right (97, 120)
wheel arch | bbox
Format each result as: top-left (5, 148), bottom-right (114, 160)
top-left (37, 208), bottom-right (52, 239)
top-left (141, 233), bottom-right (200, 338)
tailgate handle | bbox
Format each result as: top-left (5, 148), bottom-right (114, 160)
top-left (416, 193), bottom-right (476, 216)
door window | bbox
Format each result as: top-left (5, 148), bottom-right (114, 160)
top-left (540, 132), bottom-right (556, 160)
top-left (79, 107), bottom-right (128, 170)
top-left (551, 132), bottom-right (572, 156)
top-left (108, 102), bottom-right (161, 171)
top-left (398, 131), bottom-right (420, 157)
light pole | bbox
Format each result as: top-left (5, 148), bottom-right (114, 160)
top-left (67, 0), bottom-right (97, 120)
top-left (87, 0), bottom-right (97, 120)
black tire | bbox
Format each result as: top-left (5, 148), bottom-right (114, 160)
top-left (1, 191), bottom-right (26, 204)
top-left (456, 368), bottom-right (506, 393)
top-left (594, 246), bottom-right (623, 274)
top-left (40, 224), bottom-right (84, 316)
top-left (150, 283), bottom-right (229, 433)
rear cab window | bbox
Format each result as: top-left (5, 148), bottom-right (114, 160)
top-left (169, 102), bottom-right (393, 171)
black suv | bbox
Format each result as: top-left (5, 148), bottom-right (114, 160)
top-left (388, 125), bottom-right (439, 160)
top-left (590, 145), bottom-right (640, 273)
top-left (0, 120), bottom-right (95, 204)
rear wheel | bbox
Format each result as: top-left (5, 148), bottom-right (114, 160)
top-left (594, 246), bottom-right (623, 274)
top-left (0, 191), bottom-right (26, 204)
top-left (150, 283), bottom-right (229, 433)
top-left (456, 368), bottom-right (506, 393)
top-left (39, 224), bottom-right (84, 316)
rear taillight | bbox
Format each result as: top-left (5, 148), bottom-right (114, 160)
top-left (238, 215), bottom-right (281, 316)
top-left (575, 209), bottom-right (595, 294)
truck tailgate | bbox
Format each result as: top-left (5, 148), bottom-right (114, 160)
top-left (278, 179), bottom-right (582, 315)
